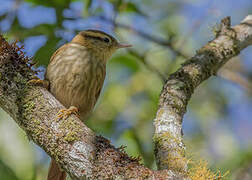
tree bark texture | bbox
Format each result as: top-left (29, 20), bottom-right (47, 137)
top-left (0, 15), bottom-right (251, 179)
top-left (153, 15), bottom-right (252, 172)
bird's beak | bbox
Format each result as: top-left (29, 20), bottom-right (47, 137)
top-left (117, 43), bottom-right (132, 49)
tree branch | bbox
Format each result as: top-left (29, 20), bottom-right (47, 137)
top-left (0, 15), bottom-right (251, 180)
top-left (128, 49), bottom-right (167, 83)
top-left (99, 16), bottom-right (189, 59)
top-left (0, 37), bottom-right (186, 179)
top-left (153, 15), bottom-right (252, 172)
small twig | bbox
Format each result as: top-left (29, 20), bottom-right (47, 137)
top-left (153, 15), bottom-right (252, 171)
top-left (0, 34), bottom-right (185, 180)
top-left (99, 16), bottom-right (189, 59)
top-left (177, 3), bottom-right (215, 50)
top-left (128, 49), bottom-right (166, 83)
top-left (218, 68), bottom-right (252, 92)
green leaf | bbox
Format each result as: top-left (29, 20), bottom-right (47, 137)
top-left (119, 2), bottom-right (146, 16)
top-left (85, 0), bottom-right (92, 10)
top-left (83, 0), bottom-right (93, 16)
top-left (0, 159), bottom-right (18, 180)
top-left (108, 0), bottom-right (122, 4)
top-left (0, 13), bottom-right (7, 21)
top-left (25, 0), bottom-right (54, 7)
top-left (24, 0), bottom-right (71, 8)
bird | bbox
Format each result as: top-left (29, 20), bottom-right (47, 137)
top-left (36, 30), bottom-right (131, 180)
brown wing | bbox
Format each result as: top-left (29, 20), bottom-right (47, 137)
top-left (49, 43), bottom-right (70, 64)
top-left (94, 63), bottom-right (106, 103)
top-left (45, 43), bottom-right (69, 80)
top-left (95, 87), bottom-right (102, 102)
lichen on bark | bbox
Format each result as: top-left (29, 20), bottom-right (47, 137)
top-left (0, 15), bottom-right (252, 179)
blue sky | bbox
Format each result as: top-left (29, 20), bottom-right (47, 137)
top-left (0, 0), bottom-right (252, 165)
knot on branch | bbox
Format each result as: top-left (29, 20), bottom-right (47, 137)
top-left (214, 16), bottom-right (237, 40)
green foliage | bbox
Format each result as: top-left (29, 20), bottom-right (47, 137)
top-left (85, 0), bottom-right (93, 10)
top-left (0, 160), bottom-right (18, 180)
top-left (24, 0), bottom-right (71, 8)
top-left (118, 2), bottom-right (145, 15)
top-left (108, 0), bottom-right (145, 15)
top-left (0, 0), bottom-right (251, 179)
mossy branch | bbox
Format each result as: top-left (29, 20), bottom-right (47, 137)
top-left (0, 15), bottom-right (251, 180)
top-left (0, 36), bottom-right (186, 179)
top-left (153, 15), bottom-right (252, 171)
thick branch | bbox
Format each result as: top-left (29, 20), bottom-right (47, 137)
top-left (1, 15), bottom-right (252, 180)
top-left (0, 38), bottom-right (186, 178)
top-left (153, 15), bottom-right (252, 171)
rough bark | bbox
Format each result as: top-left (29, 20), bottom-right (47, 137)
top-left (153, 15), bottom-right (252, 172)
top-left (0, 31), bottom-right (186, 180)
top-left (0, 15), bottom-right (251, 180)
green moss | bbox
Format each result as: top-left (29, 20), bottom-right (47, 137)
top-left (153, 132), bottom-right (182, 149)
top-left (190, 67), bottom-right (200, 76)
top-left (153, 132), bottom-right (187, 173)
top-left (208, 42), bottom-right (217, 48)
top-left (32, 121), bottom-right (44, 137)
top-left (64, 129), bottom-right (79, 142)
top-left (23, 100), bottom-right (35, 111)
top-left (21, 92), bottom-right (36, 120)
top-left (155, 108), bottom-right (165, 120)
top-left (13, 73), bottom-right (27, 84)
top-left (16, 88), bottom-right (49, 144)
top-left (188, 160), bottom-right (229, 180)
top-left (54, 148), bottom-right (62, 162)
top-left (212, 24), bottom-right (221, 37)
top-left (59, 117), bottom-right (82, 143)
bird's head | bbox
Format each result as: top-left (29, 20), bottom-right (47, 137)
top-left (71, 29), bottom-right (131, 61)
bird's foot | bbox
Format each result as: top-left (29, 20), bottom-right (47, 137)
top-left (57, 106), bottom-right (80, 119)
top-left (27, 77), bottom-right (49, 89)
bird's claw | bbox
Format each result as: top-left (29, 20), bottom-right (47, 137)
top-left (57, 106), bottom-right (80, 119)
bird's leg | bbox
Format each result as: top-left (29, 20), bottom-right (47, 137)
top-left (57, 106), bottom-right (80, 119)
top-left (27, 76), bottom-right (49, 90)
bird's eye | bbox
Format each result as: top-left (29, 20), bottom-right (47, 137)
top-left (103, 37), bottom-right (110, 43)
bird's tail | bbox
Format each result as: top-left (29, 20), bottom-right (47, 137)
top-left (47, 159), bottom-right (66, 180)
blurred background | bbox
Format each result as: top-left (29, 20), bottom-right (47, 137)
top-left (0, 0), bottom-right (252, 179)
